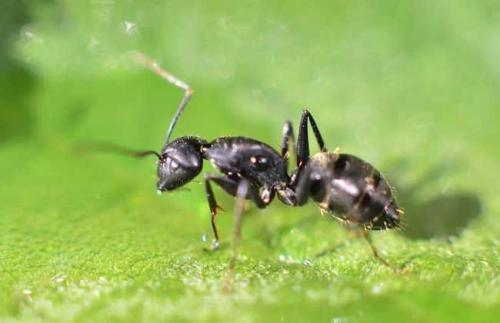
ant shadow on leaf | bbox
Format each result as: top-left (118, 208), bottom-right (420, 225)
top-left (388, 160), bottom-right (482, 240)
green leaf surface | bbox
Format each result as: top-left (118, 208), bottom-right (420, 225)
top-left (1, 0), bottom-right (499, 322)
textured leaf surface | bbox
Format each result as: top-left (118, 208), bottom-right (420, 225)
top-left (1, 1), bottom-right (499, 322)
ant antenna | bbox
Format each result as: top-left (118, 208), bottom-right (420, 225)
top-left (78, 142), bottom-right (160, 159)
top-left (131, 51), bottom-right (194, 146)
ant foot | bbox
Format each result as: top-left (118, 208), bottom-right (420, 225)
top-left (211, 239), bottom-right (221, 250)
top-left (202, 240), bottom-right (225, 252)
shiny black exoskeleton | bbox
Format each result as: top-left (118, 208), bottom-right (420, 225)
top-left (156, 135), bottom-right (296, 241)
top-left (155, 110), bottom-right (402, 244)
top-left (123, 53), bottom-right (402, 263)
top-left (287, 110), bottom-right (402, 232)
top-left (295, 152), bottom-right (400, 230)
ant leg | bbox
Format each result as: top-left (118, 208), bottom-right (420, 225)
top-left (294, 163), bottom-right (313, 206)
top-left (281, 120), bottom-right (296, 173)
top-left (204, 174), bottom-right (227, 247)
top-left (296, 109), bottom-right (327, 168)
top-left (360, 228), bottom-right (394, 269)
top-left (204, 174), bottom-right (270, 248)
top-left (229, 180), bottom-right (249, 271)
top-left (303, 110), bottom-right (327, 152)
top-left (232, 181), bottom-right (248, 253)
top-left (131, 51), bottom-right (193, 145)
top-left (315, 241), bottom-right (351, 258)
top-left (223, 179), bottom-right (250, 292)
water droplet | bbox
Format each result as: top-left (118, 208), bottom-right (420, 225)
top-left (122, 20), bottom-right (138, 35)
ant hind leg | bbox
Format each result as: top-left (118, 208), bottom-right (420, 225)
top-left (204, 174), bottom-right (270, 250)
top-left (223, 180), bottom-right (249, 292)
top-left (231, 180), bottom-right (249, 264)
top-left (360, 228), bottom-right (396, 270)
top-left (296, 109), bottom-right (327, 168)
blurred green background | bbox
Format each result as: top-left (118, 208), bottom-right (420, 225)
top-left (1, 0), bottom-right (499, 322)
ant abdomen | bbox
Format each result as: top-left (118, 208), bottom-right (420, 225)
top-left (308, 152), bottom-right (401, 230)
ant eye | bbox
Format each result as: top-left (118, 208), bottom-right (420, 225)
top-left (250, 156), bottom-right (269, 171)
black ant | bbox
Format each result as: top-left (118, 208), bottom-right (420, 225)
top-left (107, 52), bottom-right (403, 267)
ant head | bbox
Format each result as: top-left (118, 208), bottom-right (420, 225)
top-left (156, 136), bottom-right (206, 193)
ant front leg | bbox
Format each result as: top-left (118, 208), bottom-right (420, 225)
top-left (204, 174), bottom-right (226, 247)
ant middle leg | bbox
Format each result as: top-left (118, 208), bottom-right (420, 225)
top-left (204, 174), bottom-right (270, 248)
top-left (204, 174), bottom-right (228, 247)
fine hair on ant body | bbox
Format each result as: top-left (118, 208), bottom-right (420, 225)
top-left (107, 51), bottom-right (404, 268)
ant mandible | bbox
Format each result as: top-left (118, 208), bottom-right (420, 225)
top-left (125, 52), bottom-right (403, 266)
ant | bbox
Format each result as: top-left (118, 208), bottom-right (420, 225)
top-left (108, 52), bottom-right (403, 267)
